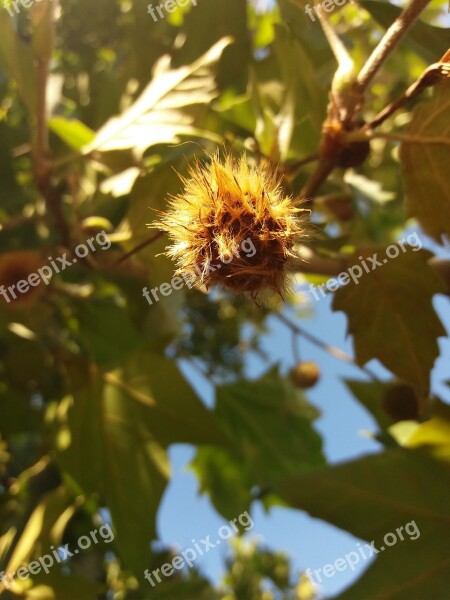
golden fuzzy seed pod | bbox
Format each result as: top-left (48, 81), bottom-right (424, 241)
top-left (154, 154), bottom-right (310, 298)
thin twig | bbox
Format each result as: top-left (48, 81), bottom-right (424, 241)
top-left (276, 312), bottom-right (379, 380)
top-left (291, 330), bottom-right (301, 364)
top-left (317, 5), bottom-right (355, 113)
top-left (366, 59), bottom-right (450, 130)
top-left (281, 153), bottom-right (320, 176)
top-left (287, 246), bottom-right (349, 277)
top-left (318, 9), bottom-right (353, 72)
top-left (0, 215), bottom-right (39, 232)
top-left (110, 231), bottom-right (165, 267)
top-left (296, 0), bottom-right (433, 202)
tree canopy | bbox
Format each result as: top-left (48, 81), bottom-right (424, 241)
top-left (0, 0), bottom-right (449, 598)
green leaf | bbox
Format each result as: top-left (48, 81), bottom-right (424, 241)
top-left (273, 26), bottom-right (326, 136)
top-left (361, 1), bottom-right (449, 64)
top-left (192, 368), bottom-right (324, 518)
top-left (278, 0), bottom-right (334, 71)
top-left (124, 158), bottom-right (195, 340)
top-left (250, 24), bottom-right (327, 159)
top-left (216, 368), bottom-right (324, 479)
top-left (169, 0), bottom-right (249, 91)
top-left (83, 38), bottom-right (230, 157)
top-left (332, 249), bottom-right (446, 406)
top-left (141, 574), bottom-right (218, 600)
top-left (75, 298), bottom-right (141, 367)
top-left (57, 369), bottom-right (169, 577)
top-left (104, 350), bottom-right (228, 448)
top-left (280, 449), bottom-right (450, 600)
top-left (0, 387), bottom-right (42, 438)
top-left (400, 82), bottom-right (450, 242)
top-left (191, 446), bottom-right (253, 520)
top-left (57, 350), bottom-right (225, 575)
top-left (49, 118), bottom-right (95, 152)
top-left (249, 7), bottom-right (280, 50)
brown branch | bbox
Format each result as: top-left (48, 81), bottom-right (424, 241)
top-left (299, 0), bottom-right (434, 201)
top-left (281, 153), bottom-right (320, 177)
top-left (0, 215), bottom-right (39, 232)
top-left (300, 158), bottom-right (337, 203)
top-left (366, 59), bottom-right (450, 130)
top-left (32, 3), bottom-right (71, 248)
top-left (356, 0), bottom-right (433, 94)
top-left (287, 246), bottom-right (349, 277)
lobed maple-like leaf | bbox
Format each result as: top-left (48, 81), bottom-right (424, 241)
top-left (82, 37), bottom-right (231, 157)
top-left (332, 249), bottom-right (446, 408)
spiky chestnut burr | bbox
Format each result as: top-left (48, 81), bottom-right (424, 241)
top-left (154, 154), bottom-right (310, 299)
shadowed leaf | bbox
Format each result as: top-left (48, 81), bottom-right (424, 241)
top-left (400, 82), bottom-right (450, 241)
top-left (333, 249), bottom-right (446, 406)
top-left (280, 449), bottom-right (450, 600)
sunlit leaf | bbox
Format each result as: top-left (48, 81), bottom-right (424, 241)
top-left (58, 368), bottom-right (169, 577)
top-left (4, 484), bottom-right (75, 580)
top-left (57, 349), bottom-right (225, 575)
top-left (49, 118), bottom-right (95, 152)
top-left (393, 415), bottom-right (450, 461)
top-left (83, 38), bottom-right (231, 157)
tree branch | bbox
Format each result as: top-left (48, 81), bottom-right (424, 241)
top-left (32, 1), bottom-right (71, 247)
top-left (288, 246), bottom-right (349, 277)
top-left (356, 0), bottom-right (433, 94)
